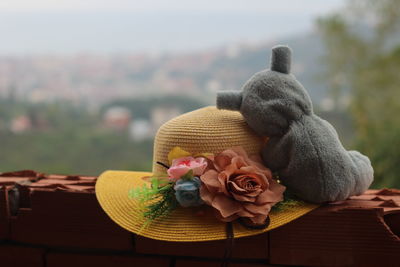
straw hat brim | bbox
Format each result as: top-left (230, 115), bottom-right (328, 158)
top-left (96, 170), bottom-right (318, 242)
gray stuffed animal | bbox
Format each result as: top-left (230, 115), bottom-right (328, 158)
top-left (216, 45), bottom-right (373, 203)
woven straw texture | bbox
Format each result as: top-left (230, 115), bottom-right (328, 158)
top-left (96, 170), bottom-right (318, 242)
top-left (152, 106), bottom-right (264, 173)
top-left (95, 106), bottom-right (318, 242)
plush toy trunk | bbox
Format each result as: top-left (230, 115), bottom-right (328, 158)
top-left (0, 170), bottom-right (399, 267)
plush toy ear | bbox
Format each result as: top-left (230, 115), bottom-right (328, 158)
top-left (216, 91), bottom-right (242, 111)
top-left (270, 45), bottom-right (292, 74)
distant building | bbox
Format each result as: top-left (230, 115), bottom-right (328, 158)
top-left (103, 106), bottom-right (131, 131)
top-left (129, 119), bottom-right (152, 142)
top-left (10, 115), bottom-right (32, 134)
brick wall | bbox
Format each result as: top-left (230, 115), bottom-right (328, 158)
top-left (0, 170), bottom-right (399, 267)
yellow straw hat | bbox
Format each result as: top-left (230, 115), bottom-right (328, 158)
top-left (96, 106), bottom-right (317, 242)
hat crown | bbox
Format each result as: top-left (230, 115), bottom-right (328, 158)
top-left (152, 106), bottom-right (264, 173)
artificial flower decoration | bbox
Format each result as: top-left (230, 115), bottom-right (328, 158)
top-left (167, 146), bottom-right (192, 164)
top-left (130, 147), bottom-right (210, 221)
top-left (200, 147), bottom-right (285, 225)
top-left (174, 177), bottom-right (204, 207)
top-left (168, 157), bottom-right (207, 181)
top-left (130, 146), bottom-right (286, 227)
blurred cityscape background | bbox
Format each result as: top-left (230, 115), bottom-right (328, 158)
top-left (0, 0), bottom-right (399, 188)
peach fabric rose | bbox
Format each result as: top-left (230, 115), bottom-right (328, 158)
top-left (199, 147), bottom-right (285, 225)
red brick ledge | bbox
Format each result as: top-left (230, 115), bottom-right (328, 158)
top-left (0, 170), bottom-right (399, 267)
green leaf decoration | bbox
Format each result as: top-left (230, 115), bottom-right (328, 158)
top-left (128, 175), bottom-right (178, 222)
top-left (180, 169), bottom-right (194, 180)
top-left (272, 190), bottom-right (304, 212)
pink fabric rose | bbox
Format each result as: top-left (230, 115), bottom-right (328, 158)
top-left (168, 157), bottom-right (208, 181)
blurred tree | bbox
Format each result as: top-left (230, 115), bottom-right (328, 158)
top-left (317, 0), bottom-right (400, 188)
top-left (0, 96), bottom-right (205, 175)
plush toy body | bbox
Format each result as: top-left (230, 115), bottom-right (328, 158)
top-left (216, 45), bottom-right (373, 203)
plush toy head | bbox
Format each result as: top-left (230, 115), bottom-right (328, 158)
top-left (217, 46), bottom-right (313, 137)
top-left (216, 45), bottom-right (373, 203)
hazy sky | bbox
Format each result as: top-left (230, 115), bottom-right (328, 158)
top-left (0, 0), bottom-right (345, 55)
top-left (0, 0), bottom-right (343, 13)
